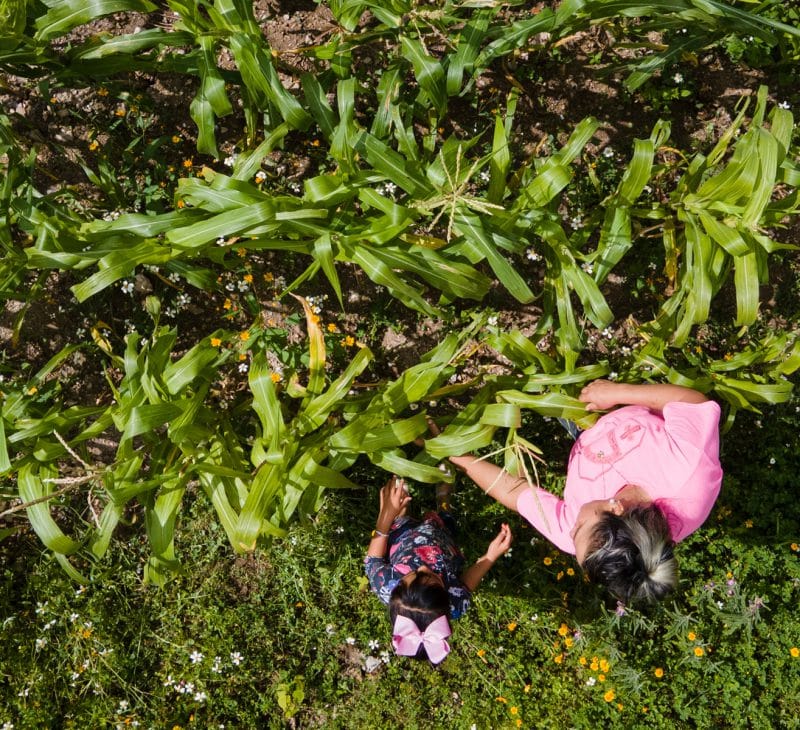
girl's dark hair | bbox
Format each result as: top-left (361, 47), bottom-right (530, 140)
top-left (389, 574), bottom-right (449, 661)
top-left (582, 504), bottom-right (677, 605)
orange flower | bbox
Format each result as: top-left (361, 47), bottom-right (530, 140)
top-left (239, 331), bottom-right (250, 341)
top-left (604, 689), bottom-right (615, 703)
top-left (599, 659), bottom-right (610, 673)
top-left (687, 631), bottom-right (696, 641)
top-left (790, 647), bottom-right (799, 658)
top-left (270, 372), bottom-right (282, 383)
top-left (507, 622), bottom-right (517, 632)
top-left (182, 158), bottom-right (193, 168)
top-left (554, 653), bottom-right (563, 664)
top-left (694, 646), bottom-right (704, 657)
top-left (210, 337), bottom-right (222, 347)
top-left (558, 623), bottom-right (569, 637)
top-left (654, 667), bottom-right (664, 678)
top-left (243, 273), bottom-right (254, 284)
top-left (543, 556), bottom-right (553, 566)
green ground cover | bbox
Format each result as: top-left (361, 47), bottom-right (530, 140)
top-left (1, 0), bottom-right (799, 726)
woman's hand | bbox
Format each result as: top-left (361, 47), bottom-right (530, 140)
top-left (377, 475), bottom-right (411, 526)
top-left (579, 379), bottom-right (623, 412)
top-left (485, 523), bottom-right (513, 562)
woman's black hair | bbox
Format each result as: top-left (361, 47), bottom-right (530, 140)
top-left (389, 573), bottom-right (450, 661)
top-left (582, 504), bottom-right (677, 605)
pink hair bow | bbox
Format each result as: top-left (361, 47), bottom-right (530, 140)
top-left (392, 615), bottom-right (452, 664)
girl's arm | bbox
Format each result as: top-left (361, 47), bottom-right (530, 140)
top-left (366, 476), bottom-right (411, 558)
top-left (448, 455), bottom-right (527, 512)
top-left (461, 523), bottom-right (512, 592)
top-left (579, 379), bottom-right (707, 414)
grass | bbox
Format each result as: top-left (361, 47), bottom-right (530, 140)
top-left (2, 404), bottom-right (799, 728)
top-left (2, 1), bottom-right (800, 727)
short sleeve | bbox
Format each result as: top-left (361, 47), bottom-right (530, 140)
top-left (447, 582), bottom-right (472, 619)
top-left (662, 400), bottom-right (721, 459)
top-left (516, 487), bottom-right (575, 554)
top-left (364, 555), bottom-right (398, 605)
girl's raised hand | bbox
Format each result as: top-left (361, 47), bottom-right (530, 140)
top-left (378, 475), bottom-right (411, 521)
top-left (485, 523), bottom-right (513, 562)
top-left (579, 379), bottom-right (622, 412)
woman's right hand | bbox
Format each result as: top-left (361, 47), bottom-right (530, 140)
top-left (579, 379), bottom-right (622, 412)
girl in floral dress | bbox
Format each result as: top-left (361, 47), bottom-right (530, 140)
top-left (365, 475), bottom-right (512, 664)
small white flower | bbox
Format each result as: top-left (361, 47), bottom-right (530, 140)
top-left (194, 691), bottom-right (207, 703)
top-left (586, 677), bottom-right (597, 686)
top-left (216, 237), bottom-right (226, 246)
top-left (237, 280), bottom-right (249, 292)
top-left (673, 73), bottom-right (684, 84)
top-left (769, 457), bottom-right (776, 465)
top-left (120, 280), bottom-right (135, 295)
top-left (224, 154), bottom-right (237, 167)
top-left (581, 261), bottom-right (594, 274)
top-left (117, 700), bottom-right (129, 712)
top-left (238, 362), bottom-right (248, 374)
top-left (212, 656), bottom-right (223, 673)
top-left (345, 637), bottom-right (356, 646)
top-left (164, 675), bottom-right (175, 687)
top-left (35, 601), bottom-right (48, 614)
top-left (716, 600), bottom-right (724, 609)
top-left (778, 101), bottom-right (791, 109)
top-left (167, 272), bottom-right (181, 283)
top-left (526, 248), bottom-right (542, 262)
top-left (18, 688), bottom-right (30, 697)
top-left (409, 403), bottom-right (419, 411)
top-left (603, 146), bottom-right (615, 158)
top-left (44, 619), bottom-right (56, 630)
top-left (379, 650), bottom-right (391, 665)
top-left (230, 651), bottom-right (243, 665)
top-left (487, 315), bottom-right (499, 326)
top-left (325, 624), bottom-right (335, 635)
top-left (3, 722), bottom-right (14, 730)
top-left (189, 650), bottom-right (204, 664)
top-left (35, 637), bottom-right (48, 649)
top-left (479, 170), bottom-right (490, 183)
top-left (255, 171), bottom-right (267, 183)
top-left (608, 371), bottom-right (619, 381)
top-left (368, 639), bottom-right (380, 651)
top-left (531, 613), bottom-right (539, 621)
top-left (176, 293), bottom-right (191, 308)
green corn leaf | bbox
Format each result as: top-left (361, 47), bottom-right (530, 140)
top-left (733, 249), bottom-right (760, 326)
top-left (371, 449), bottom-right (459, 482)
top-left (234, 460), bottom-right (284, 551)
top-left (18, 463), bottom-right (82, 555)
top-left (401, 36), bottom-right (447, 115)
top-left (479, 403), bottom-right (521, 428)
top-left (166, 200), bottom-right (276, 249)
top-left (446, 9), bottom-right (493, 95)
top-left (301, 73), bottom-right (337, 140)
top-left (249, 354), bottom-right (285, 445)
top-left (424, 423), bottom-right (497, 459)
top-left (34, 0), bottom-right (158, 41)
top-left (121, 403), bottom-right (184, 442)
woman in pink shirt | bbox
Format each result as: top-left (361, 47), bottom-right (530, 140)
top-left (448, 380), bottom-right (723, 604)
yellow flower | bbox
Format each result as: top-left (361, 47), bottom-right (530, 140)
top-left (243, 273), bottom-right (254, 284)
top-left (210, 337), bottom-right (222, 347)
top-left (599, 659), bottom-right (610, 673)
top-left (264, 272), bottom-right (274, 282)
top-left (172, 134), bottom-right (181, 143)
top-left (27, 386), bottom-right (38, 395)
top-left (543, 556), bottom-right (553, 566)
top-left (616, 703), bottom-right (624, 711)
top-left (604, 689), bottom-right (615, 703)
top-left (510, 706), bottom-right (518, 715)
top-left (558, 623), bottom-right (569, 636)
top-left (88, 140), bottom-right (99, 151)
top-left (237, 247), bottom-right (247, 257)
top-left (327, 323), bottom-right (339, 333)
top-left (791, 543), bottom-right (799, 552)
top-left (270, 372), bottom-right (282, 383)
top-left (183, 158), bottom-right (193, 168)
top-left (566, 568), bottom-right (575, 576)
top-left (654, 667), bottom-right (664, 678)
top-left (523, 684), bottom-right (531, 693)
top-left (564, 637), bottom-right (574, 648)
top-left (176, 199), bottom-right (185, 208)
top-left (790, 647), bottom-right (799, 658)
top-left (579, 656), bottom-right (587, 666)
top-left (687, 631), bottom-right (696, 641)
top-left (496, 696), bottom-right (507, 704)
top-left (97, 87), bottom-right (109, 96)
top-left (556, 571), bottom-right (564, 581)
top-left (694, 646), bottom-right (704, 657)
top-left (515, 720), bottom-right (522, 729)
top-left (342, 335), bottom-right (355, 347)
top-left (554, 653), bottom-right (563, 664)
top-left (477, 649), bottom-right (486, 658)
top-left (598, 674), bottom-right (605, 682)
top-left (311, 139), bottom-right (320, 147)
top-left (223, 299), bottom-right (232, 310)
top-left (238, 353), bottom-right (247, 362)
top-left (744, 519), bottom-right (753, 528)
top-left (507, 622), bottom-right (517, 632)
top-left (115, 107), bottom-right (125, 117)
top-left (239, 331), bottom-right (250, 341)
top-left (590, 659), bottom-right (599, 671)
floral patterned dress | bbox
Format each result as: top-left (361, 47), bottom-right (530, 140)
top-left (364, 512), bottom-right (471, 619)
